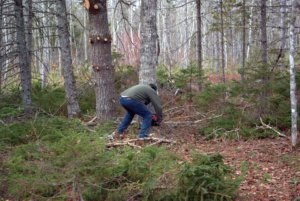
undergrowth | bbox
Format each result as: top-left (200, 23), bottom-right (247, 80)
top-left (0, 116), bottom-right (240, 201)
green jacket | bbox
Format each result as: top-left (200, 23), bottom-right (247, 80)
top-left (121, 84), bottom-right (163, 121)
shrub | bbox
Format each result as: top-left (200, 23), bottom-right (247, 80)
top-left (177, 153), bottom-right (240, 201)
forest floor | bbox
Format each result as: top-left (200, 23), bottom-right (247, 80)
top-left (172, 134), bottom-right (300, 201)
top-left (155, 107), bottom-right (300, 201)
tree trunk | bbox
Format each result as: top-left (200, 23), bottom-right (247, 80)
top-left (56, 0), bottom-right (81, 118)
top-left (220, 0), bottom-right (225, 83)
top-left (24, 0), bottom-right (33, 74)
top-left (241, 0), bottom-right (246, 81)
top-left (14, 0), bottom-right (32, 113)
top-left (196, 0), bottom-right (202, 90)
top-left (246, 0), bottom-right (255, 60)
top-left (85, 0), bottom-right (116, 121)
top-left (0, 3), bottom-right (3, 93)
top-left (260, 0), bottom-right (268, 65)
top-left (139, 0), bottom-right (158, 85)
top-left (275, 0), bottom-right (288, 66)
top-left (183, 0), bottom-right (189, 68)
top-left (260, 0), bottom-right (268, 116)
top-left (289, 0), bottom-right (298, 147)
top-left (83, 11), bottom-right (88, 62)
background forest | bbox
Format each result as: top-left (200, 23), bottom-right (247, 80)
top-left (1, 0), bottom-right (300, 200)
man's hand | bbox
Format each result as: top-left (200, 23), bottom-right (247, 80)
top-left (151, 114), bottom-right (160, 126)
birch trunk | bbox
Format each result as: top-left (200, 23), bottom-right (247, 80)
top-left (14, 0), bottom-right (32, 113)
top-left (41, 2), bottom-right (50, 87)
top-left (83, 11), bottom-right (88, 62)
top-left (289, 0), bottom-right (298, 147)
top-left (85, 0), bottom-right (116, 121)
top-left (246, 0), bottom-right (255, 60)
top-left (139, 0), bottom-right (158, 84)
top-left (56, 0), bottom-right (81, 118)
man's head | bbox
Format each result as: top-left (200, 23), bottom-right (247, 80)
top-left (149, 83), bottom-right (157, 91)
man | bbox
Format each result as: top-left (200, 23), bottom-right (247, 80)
top-left (114, 83), bottom-right (163, 141)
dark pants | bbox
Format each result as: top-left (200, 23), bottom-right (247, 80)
top-left (117, 96), bottom-right (152, 138)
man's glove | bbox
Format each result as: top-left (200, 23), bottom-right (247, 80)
top-left (151, 114), bottom-right (160, 126)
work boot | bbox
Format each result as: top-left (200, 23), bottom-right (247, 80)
top-left (136, 138), bottom-right (145, 146)
top-left (112, 131), bottom-right (126, 141)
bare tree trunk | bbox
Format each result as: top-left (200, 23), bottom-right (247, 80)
top-left (139, 0), bottom-right (158, 85)
top-left (14, 0), bottom-right (32, 113)
top-left (183, 0), bottom-right (189, 68)
top-left (246, 0), bottom-right (255, 60)
top-left (56, 0), bottom-right (81, 118)
top-left (24, 0), bottom-right (33, 73)
top-left (220, 0), bottom-right (225, 83)
top-left (41, 2), bottom-right (50, 87)
top-left (275, 0), bottom-right (288, 66)
top-left (241, 0), bottom-right (246, 81)
top-left (85, 0), bottom-right (116, 121)
top-left (289, 0), bottom-right (298, 147)
top-left (83, 11), bottom-right (88, 62)
top-left (260, 0), bottom-right (268, 65)
top-left (260, 0), bottom-right (268, 116)
top-left (196, 0), bottom-right (202, 90)
top-left (0, 2), bottom-right (3, 93)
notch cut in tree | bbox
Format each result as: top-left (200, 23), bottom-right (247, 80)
top-left (83, 0), bottom-right (103, 14)
top-left (84, 0), bottom-right (116, 121)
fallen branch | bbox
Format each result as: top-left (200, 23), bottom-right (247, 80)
top-left (259, 117), bottom-right (286, 137)
top-left (85, 116), bottom-right (97, 126)
top-left (164, 114), bottom-right (223, 125)
top-left (106, 141), bottom-right (142, 149)
top-left (106, 137), bottom-right (176, 149)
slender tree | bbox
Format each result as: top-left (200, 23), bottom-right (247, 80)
top-left (260, 0), bottom-right (268, 65)
top-left (241, 0), bottom-right (246, 81)
top-left (56, 0), bottom-right (81, 118)
top-left (275, 0), bottom-right (288, 66)
top-left (0, 1), bottom-right (3, 92)
top-left (14, 0), bottom-right (32, 113)
top-left (196, 0), bottom-right (202, 90)
top-left (139, 0), bottom-right (158, 85)
top-left (84, 0), bottom-right (116, 121)
top-left (259, 0), bottom-right (268, 116)
top-left (289, 0), bottom-right (298, 147)
top-left (220, 0), bottom-right (225, 83)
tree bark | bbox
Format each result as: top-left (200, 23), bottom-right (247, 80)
top-left (220, 0), bottom-right (225, 83)
top-left (246, 0), bottom-right (255, 60)
top-left (275, 0), bottom-right (288, 66)
top-left (289, 0), bottom-right (298, 147)
top-left (139, 0), bottom-right (158, 85)
top-left (14, 0), bottom-right (32, 113)
top-left (24, 0), bottom-right (33, 74)
top-left (196, 0), bottom-right (202, 90)
top-left (260, 0), bottom-right (268, 65)
top-left (241, 0), bottom-right (246, 81)
top-left (56, 0), bottom-right (81, 118)
top-left (183, 0), bottom-right (189, 68)
top-left (0, 2), bottom-right (3, 93)
top-left (86, 0), bottom-right (116, 121)
top-left (260, 0), bottom-right (268, 116)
